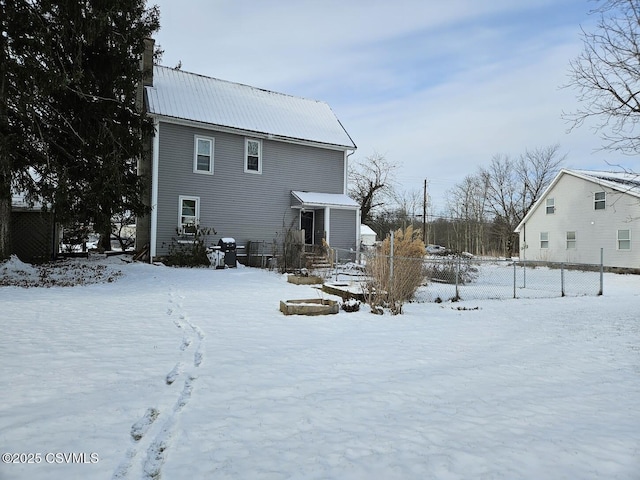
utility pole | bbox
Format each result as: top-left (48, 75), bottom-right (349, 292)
top-left (422, 179), bottom-right (427, 244)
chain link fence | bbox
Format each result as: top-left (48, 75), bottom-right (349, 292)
top-left (325, 248), bottom-right (604, 303)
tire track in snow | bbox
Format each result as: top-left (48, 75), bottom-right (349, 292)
top-left (112, 289), bottom-right (205, 480)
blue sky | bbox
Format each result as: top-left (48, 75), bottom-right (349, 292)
top-left (150, 0), bottom-right (636, 214)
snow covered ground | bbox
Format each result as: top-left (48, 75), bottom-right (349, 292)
top-left (1, 255), bottom-right (639, 479)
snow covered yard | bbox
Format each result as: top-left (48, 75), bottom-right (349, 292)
top-left (1, 257), bottom-right (639, 479)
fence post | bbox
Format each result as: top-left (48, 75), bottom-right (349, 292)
top-left (389, 232), bottom-right (395, 298)
top-left (561, 263), bottom-right (565, 297)
top-left (513, 261), bottom-right (516, 299)
top-left (599, 247), bottom-right (604, 296)
top-left (455, 255), bottom-right (460, 300)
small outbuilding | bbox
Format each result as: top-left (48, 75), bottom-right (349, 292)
top-left (10, 194), bottom-right (59, 263)
top-left (360, 224), bottom-right (377, 248)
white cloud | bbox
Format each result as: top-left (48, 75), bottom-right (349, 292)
top-left (150, 0), bottom-right (636, 213)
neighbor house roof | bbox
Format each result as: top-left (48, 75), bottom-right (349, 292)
top-left (571, 169), bottom-right (640, 198)
top-left (515, 169), bottom-right (640, 232)
top-left (291, 191), bottom-right (360, 209)
top-left (145, 66), bottom-right (356, 150)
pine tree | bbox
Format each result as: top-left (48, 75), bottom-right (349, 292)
top-left (0, 0), bottom-right (160, 260)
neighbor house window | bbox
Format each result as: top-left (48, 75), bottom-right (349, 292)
top-left (245, 138), bottom-right (262, 174)
top-left (594, 191), bottom-right (606, 210)
top-left (617, 229), bottom-right (631, 250)
top-left (546, 198), bottom-right (555, 214)
top-left (194, 136), bottom-right (214, 174)
top-left (566, 231), bottom-right (576, 249)
top-left (179, 196), bottom-right (200, 235)
top-left (540, 232), bottom-right (549, 249)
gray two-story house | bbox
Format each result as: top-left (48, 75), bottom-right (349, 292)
top-left (137, 64), bottom-right (358, 263)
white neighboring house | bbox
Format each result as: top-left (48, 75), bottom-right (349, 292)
top-left (514, 169), bottom-right (640, 269)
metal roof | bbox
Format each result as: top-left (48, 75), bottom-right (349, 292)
top-left (145, 66), bottom-right (356, 150)
top-left (571, 169), bottom-right (640, 197)
top-left (291, 191), bottom-right (359, 209)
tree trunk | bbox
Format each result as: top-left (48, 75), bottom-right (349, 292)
top-left (0, 8), bottom-right (11, 261)
top-left (0, 184), bottom-right (11, 261)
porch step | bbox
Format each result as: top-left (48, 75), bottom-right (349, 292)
top-left (305, 253), bottom-right (332, 271)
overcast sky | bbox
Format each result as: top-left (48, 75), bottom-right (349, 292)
top-left (149, 0), bottom-right (636, 214)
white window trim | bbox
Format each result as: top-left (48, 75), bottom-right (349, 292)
top-left (178, 195), bottom-right (200, 236)
top-left (617, 229), bottom-right (631, 250)
top-left (545, 198), bottom-right (555, 214)
top-left (594, 191), bottom-right (606, 210)
top-left (244, 138), bottom-right (262, 174)
top-left (194, 136), bottom-right (214, 175)
top-left (566, 231), bottom-right (576, 250)
top-left (540, 232), bottom-right (549, 249)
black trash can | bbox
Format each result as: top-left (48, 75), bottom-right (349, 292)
top-left (218, 238), bottom-right (237, 268)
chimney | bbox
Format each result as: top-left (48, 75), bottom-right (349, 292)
top-left (136, 38), bottom-right (154, 114)
top-left (142, 37), bottom-right (154, 87)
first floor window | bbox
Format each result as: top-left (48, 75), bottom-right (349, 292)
top-left (245, 138), bottom-right (262, 174)
top-left (617, 229), bottom-right (631, 250)
top-left (546, 198), bottom-right (555, 214)
top-left (540, 232), bottom-right (549, 249)
top-left (179, 196), bottom-right (200, 235)
top-left (194, 136), bottom-right (214, 174)
top-left (594, 191), bottom-right (606, 210)
top-left (566, 231), bottom-right (576, 249)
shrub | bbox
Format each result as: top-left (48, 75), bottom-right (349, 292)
top-left (163, 226), bottom-right (216, 267)
top-left (365, 226), bottom-right (426, 314)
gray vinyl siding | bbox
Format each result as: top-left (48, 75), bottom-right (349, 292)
top-left (155, 121), bottom-right (349, 256)
top-left (330, 209), bottom-right (357, 251)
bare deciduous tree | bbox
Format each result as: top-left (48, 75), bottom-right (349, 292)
top-left (446, 174), bottom-right (490, 255)
top-left (348, 152), bottom-right (398, 225)
top-left (565, 0), bottom-right (640, 154)
top-left (446, 145), bottom-right (564, 256)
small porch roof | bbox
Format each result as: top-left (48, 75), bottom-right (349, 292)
top-left (291, 191), bottom-right (359, 209)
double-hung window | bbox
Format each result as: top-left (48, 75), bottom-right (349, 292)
top-left (545, 198), bottom-right (555, 214)
top-left (194, 136), bottom-right (214, 174)
top-left (179, 196), bottom-right (200, 236)
top-left (566, 231), bottom-right (576, 249)
top-left (594, 191), bottom-right (606, 210)
top-left (540, 232), bottom-right (549, 249)
top-left (617, 229), bottom-right (631, 250)
top-left (245, 138), bottom-right (262, 174)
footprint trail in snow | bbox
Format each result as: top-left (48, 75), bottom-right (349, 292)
top-left (111, 288), bottom-right (205, 480)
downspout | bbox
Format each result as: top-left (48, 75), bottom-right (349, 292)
top-left (356, 206), bottom-right (361, 262)
top-left (150, 118), bottom-right (159, 261)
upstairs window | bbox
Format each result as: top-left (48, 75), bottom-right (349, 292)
top-left (594, 191), bottom-right (606, 210)
top-left (546, 198), bottom-right (555, 214)
top-left (540, 232), bottom-right (549, 249)
top-left (617, 229), bottom-right (631, 250)
top-left (179, 196), bottom-right (199, 236)
top-left (194, 136), bottom-right (214, 174)
top-left (245, 138), bottom-right (262, 174)
top-left (566, 231), bottom-right (576, 249)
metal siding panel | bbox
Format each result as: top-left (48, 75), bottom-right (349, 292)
top-left (155, 121), bottom-right (347, 256)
